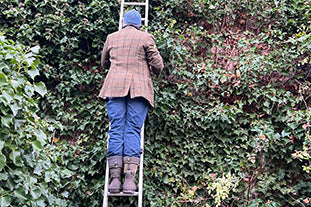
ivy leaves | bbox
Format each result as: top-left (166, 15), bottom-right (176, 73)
top-left (0, 34), bottom-right (62, 206)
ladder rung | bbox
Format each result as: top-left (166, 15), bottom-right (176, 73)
top-left (108, 192), bottom-right (139, 197)
top-left (123, 2), bottom-right (147, 6)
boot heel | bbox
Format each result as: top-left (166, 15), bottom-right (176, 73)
top-left (109, 188), bottom-right (121, 193)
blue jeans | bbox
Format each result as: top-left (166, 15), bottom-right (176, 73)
top-left (106, 95), bottom-right (148, 158)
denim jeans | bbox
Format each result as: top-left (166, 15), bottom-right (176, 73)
top-left (106, 95), bottom-right (148, 158)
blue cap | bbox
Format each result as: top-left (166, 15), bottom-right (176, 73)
top-left (123, 10), bottom-right (141, 26)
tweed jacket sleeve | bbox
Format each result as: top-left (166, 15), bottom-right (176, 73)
top-left (144, 34), bottom-right (164, 75)
top-left (101, 35), bottom-right (110, 69)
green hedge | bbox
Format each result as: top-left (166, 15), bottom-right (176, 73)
top-left (1, 0), bottom-right (311, 206)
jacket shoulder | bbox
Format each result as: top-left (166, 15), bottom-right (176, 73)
top-left (107, 31), bottom-right (119, 39)
top-left (138, 30), bottom-right (152, 37)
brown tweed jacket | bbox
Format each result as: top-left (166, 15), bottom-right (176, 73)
top-left (98, 25), bottom-right (164, 107)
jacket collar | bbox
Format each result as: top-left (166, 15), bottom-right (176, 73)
top-left (122, 24), bottom-right (140, 30)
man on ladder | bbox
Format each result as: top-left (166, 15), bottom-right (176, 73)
top-left (98, 1), bottom-right (164, 205)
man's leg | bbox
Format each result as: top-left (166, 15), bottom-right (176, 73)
top-left (124, 97), bottom-right (148, 157)
top-left (106, 97), bottom-right (127, 157)
top-left (123, 97), bottom-right (148, 194)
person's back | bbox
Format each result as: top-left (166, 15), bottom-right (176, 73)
top-left (105, 26), bottom-right (155, 71)
top-left (99, 23), bottom-right (163, 107)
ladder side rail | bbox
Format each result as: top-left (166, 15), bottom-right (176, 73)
top-left (119, 0), bottom-right (125, 31)
top-left (103, 122), bottom-right (111, 207)
top-left (102, 158), bottom-right (110, 207)
top-left (144, 0), bottom-right (149, 29)
top-left (138, 123), bottom-right (144, 207)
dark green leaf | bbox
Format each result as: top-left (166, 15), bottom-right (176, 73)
top-left (0, 154), bottom-right (6, 171)
top-left (1, 116), bottom-right (12, 128)
top-left (0, 73), bottom-right (8, 86)
top-left (31, 140), bottom-right (43, 151)
top-left (14, 188), bottom-right (28, 200)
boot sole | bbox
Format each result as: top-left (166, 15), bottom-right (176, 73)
top-left (122, 189), bottom-right (136, 194)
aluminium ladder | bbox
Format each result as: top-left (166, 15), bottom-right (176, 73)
top-left (103, 1), bottom-right (149, 206)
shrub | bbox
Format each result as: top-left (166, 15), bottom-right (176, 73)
top-left (0, 33), bottom-right (68, 206)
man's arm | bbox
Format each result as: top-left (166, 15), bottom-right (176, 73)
top-left (145, 34), bottom-right (164, 76)
top-left (101, 35), bottom-right (110, 69)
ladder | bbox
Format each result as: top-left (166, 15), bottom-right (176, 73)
top-left (103, 1), bottom-right (149, 206)
top-left (102, 125), bottom-right (145, 207)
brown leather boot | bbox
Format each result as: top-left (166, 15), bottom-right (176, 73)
top-left (108, 156), bottom-right (122, 193)
top-left (122, 156), bottom-right (139, 194)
